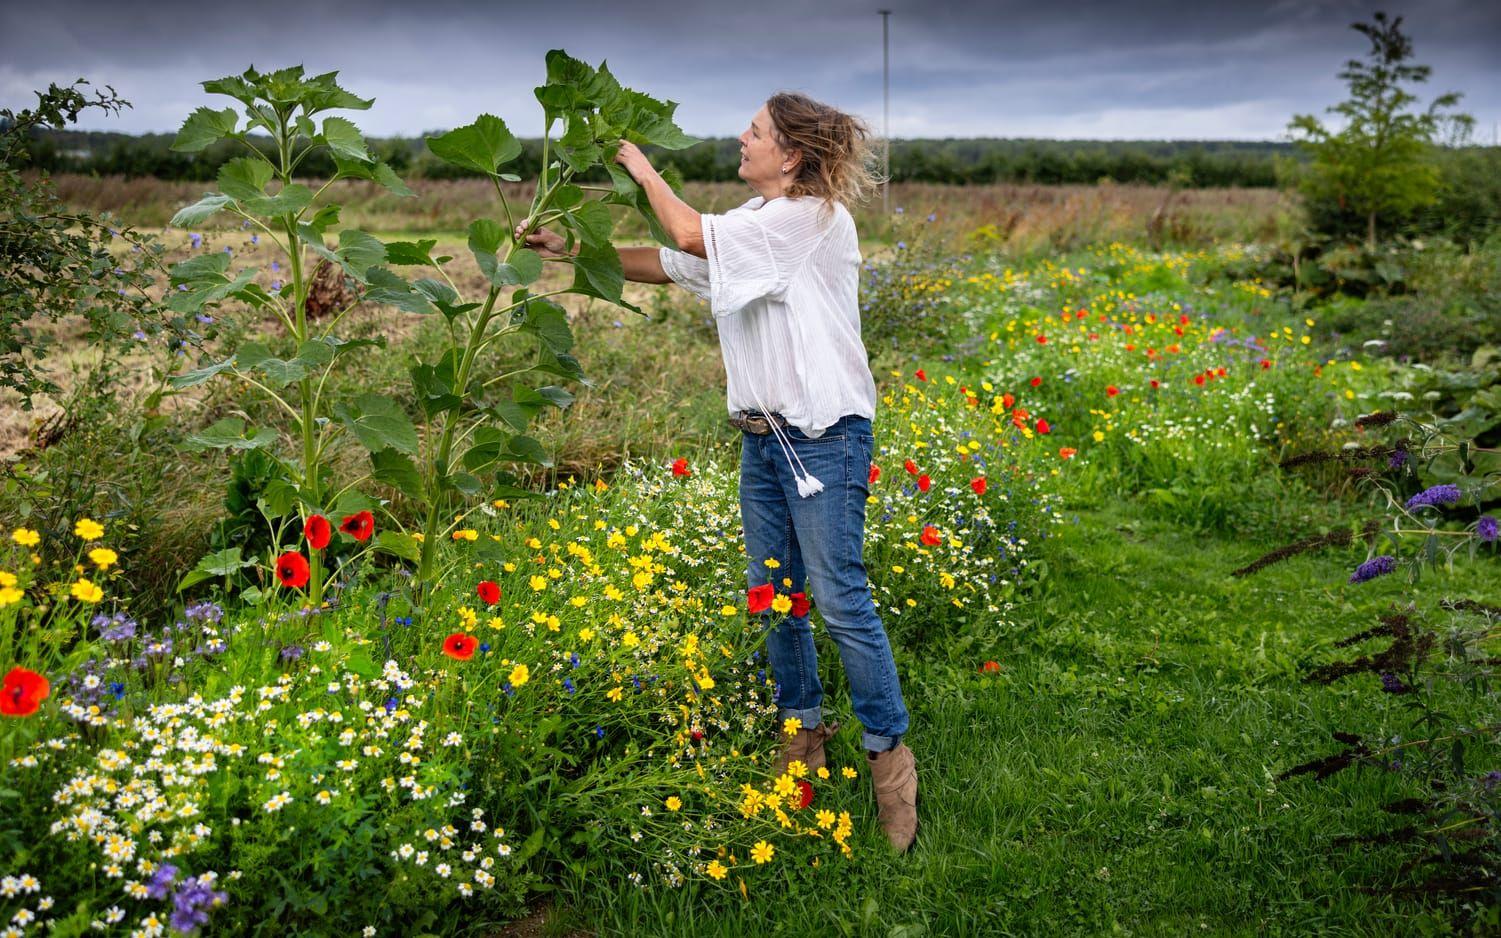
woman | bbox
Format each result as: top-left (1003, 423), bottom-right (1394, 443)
top-left (517, 92), bottom-right (917, 853)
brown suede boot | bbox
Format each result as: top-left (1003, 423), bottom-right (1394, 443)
top-left (868, 742), bottom-right (918, 852)
top-left (771, 721), bottom-right (838, 777)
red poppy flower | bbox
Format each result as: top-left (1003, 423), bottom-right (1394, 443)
top-left (794, 778), bottom-right (814, 809)
top-left (920, 525), bottom-right (942, 546)
top-left (1194, 374), bottom-right (1206, 386)
top-left (980, 660), bottom-right (1001, 674)
top-left (1030, 377), bottom-right (1042, 388)
top-left (917, 474), bottom-right (932, 493)
top-left (970, 477), bottom-right (987, 495)
top-left (442, 633), bottom-right (477, 661)
top-left (1002, 392), bottom-right (1015, 409)
top-left (671, 457), bottom-right (691, 477)
top-left (903, 459), bottom-right (918, 475)
top-left (339, 510), bottom-right (374, 542)
top-left (691, 728), bottom-right (705, 741)
top-left (1216, 367), bottom-right (1227, 377)
top-left (790, 592), bottom-right (811, 617)
top-left (304, 514), bottom-right (331, 551)
top-left (1180, 314), bottom-right (1189, 324)
top-left (1035, 419), bottom-right (1050, 434)
top-left (275, 552), bottom-right (310, 588)
top-left (1, 667), bottom-right (49, 718)
top-left (1059, 447), bottom-right (1078, 459)
top-left (1105, 386), bottom-right (1119, 397)
top-left (914, 368), bottom-right (927, 382)
top-left (1260, 359), bottom-right (1271, 369)
top-left (1035, 335), bottom-right (1047, 344)
top-left (1150, 379), bottom-right (1160, 389)
top-left (747, 583), bottom-right (775, 614)
top-left (868, 463), bottom-right (880, 484)
top-left (476, 580), bottom-right (501, 605)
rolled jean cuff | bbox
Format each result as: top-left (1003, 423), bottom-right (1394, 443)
top-left (778, 705), bottom-right (822, 730)
top-left (863, 732), bottom-right (900, 753)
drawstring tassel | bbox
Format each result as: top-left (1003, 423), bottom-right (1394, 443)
top-left (796, 473), bottom-right (824, 498)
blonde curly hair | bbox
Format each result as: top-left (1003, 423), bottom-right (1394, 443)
top-left (765, 91), bottom-right (886, 218)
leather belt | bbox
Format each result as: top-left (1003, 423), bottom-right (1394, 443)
top-left (728, 410), bottom-right (789, 436)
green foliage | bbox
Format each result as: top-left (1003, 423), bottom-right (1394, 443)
top-left (0, 80), bottom-right (188, 411)
top-left (1286, 11), bottom-right (1473, 247)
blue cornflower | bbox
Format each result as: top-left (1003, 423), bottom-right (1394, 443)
top-left (502, 682), bottom-right (514, 697)
top-left (384, 697), bottom-right (398, 713)
top-left (570, 652), bottom-right (581, 668)
top-left (1349, 555), bottom-right (1397, 584)
top-left (594, 725), bottom-right (605, 739)
top-left (1406, 484), bottom-right (1461, 510)
top-left (479, 643), bottom-right (491, 653)
top-left (108, 681), bottom-right (126, 699)
top-left (563, 678), bottom-right (576, 695)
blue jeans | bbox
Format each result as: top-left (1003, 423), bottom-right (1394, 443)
top-left (739, 413), bottom-right (909, 752)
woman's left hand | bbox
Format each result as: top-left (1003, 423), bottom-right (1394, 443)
top-left (614, 140), bottom-right (657, 186)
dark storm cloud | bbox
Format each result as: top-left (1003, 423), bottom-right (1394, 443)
top-left (2, 0), bottom-right (1498, 140)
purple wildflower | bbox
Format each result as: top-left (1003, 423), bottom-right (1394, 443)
top-left (170, 874), bottom-right (227, 933)
top-left (146, 863), bottom-right (178, 900)
top-left (1405, 484), bottom-right (1461, 510)
top-left (1378, 672), bottom-right (1407, 693)
top-left (1388, 448), bottom-right (1409, 470)
top-left (279, 644), bottom-right (305, 662)
top-left (1478, 516), bottom-right (1498, 543)
top-left (1349, 555), bottom-right (1397, 584)
top-left (1484, 771), bottom-right (1501, 790)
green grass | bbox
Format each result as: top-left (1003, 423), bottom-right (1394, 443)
top-left (562, 496), bottom-right (1493, 936)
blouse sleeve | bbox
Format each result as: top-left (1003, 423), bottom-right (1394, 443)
top-left (700, 199), bottom-right (829, 318)
top-left (658, 247), bottom-right (711, 301)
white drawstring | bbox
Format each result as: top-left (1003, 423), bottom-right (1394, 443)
top-left (727, 320), bottom-right (823, 498)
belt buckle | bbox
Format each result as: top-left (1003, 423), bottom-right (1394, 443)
top-left (731, 411), bottom-right (776, 435)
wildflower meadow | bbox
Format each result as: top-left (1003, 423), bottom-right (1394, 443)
top-left (4, 39), bottom-right (1500, 938)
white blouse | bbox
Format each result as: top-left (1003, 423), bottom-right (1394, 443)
top-left (658, 194), bottom-right (877, 439)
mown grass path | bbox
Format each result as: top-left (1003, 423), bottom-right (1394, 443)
top-left (568, 495), bottom-right (1490, 937)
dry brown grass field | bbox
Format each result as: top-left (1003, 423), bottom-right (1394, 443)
top-left (41, 173), bottom-right (1293, 250)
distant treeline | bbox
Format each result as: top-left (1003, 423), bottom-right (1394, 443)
top-left (16, 127), bottom-right (1297, 188)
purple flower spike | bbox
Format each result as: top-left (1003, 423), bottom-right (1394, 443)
top-left (1349, 555), bottom-right (1397, 584)
top-left (1405, 484), bottom-right (1461, 510)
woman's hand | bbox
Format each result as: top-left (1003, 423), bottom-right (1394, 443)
top-left (514, 219), bottom-right (572, 258)
top-left (614, 140), bottom-right (658, 186)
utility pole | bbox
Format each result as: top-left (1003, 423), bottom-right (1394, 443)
top-left (879, 8), bottom-right (891, 214)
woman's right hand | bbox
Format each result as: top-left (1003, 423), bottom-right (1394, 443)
top-left (515, 219), bottom-right (571, 258)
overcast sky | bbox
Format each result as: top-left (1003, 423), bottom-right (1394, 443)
top-left (2, 0), bottom-right (1498, 142)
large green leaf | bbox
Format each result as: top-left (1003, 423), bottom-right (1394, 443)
top-left (300, 70), bottom-right (374, 114)
top-left (200, 73), bottom-right (259, 107)
top-left (374, 529), bottom-right (422, 563)
top-left (372, 162), bottom-right (415, 198)
top-left (468, 220), bottom-right (542, 286)
top-left (385, 239), bottom-right (439, 267)
top-left (304, 229), bottom-right (386, 282)
top-left (172, 106), bottom-right (239, 152)
top-left (235, 342), bottom-right (310, 387)
top-left (167, 356), bottom-right (236, 389)
top-left (182, 417), bottom-right (278, 452)
top-left (217, 157), bottom-right (274, 201)
top-left (362, 268), bottom-right (436, 315)
top-left (426, 114), bottom-right (523, 175)
top-left (320, 116), bottom-right (370, 162)
top-left (177, 547), bottom-right (256, 592)
top-left (170, 193), bottom-right (235, 229)
top-left (335, 394), bottom-right (419, 455)
top-left (507, 435), bottom-right (552, 467)
top-left (570, 242), bottom-right (625, 304)
top-left (371, 450), bottom-right (424, 502)
top-left (564, 200), bottom-right (614, 249)
top-left (243, 183), bottom-right (315, 218)
top-left (515, 298), bottom-right (573, 353)
top-left (410, 351), bottom-right (462, 418)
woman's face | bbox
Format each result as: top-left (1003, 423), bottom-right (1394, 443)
top-left (737, 104), bottom-right (793, 186)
